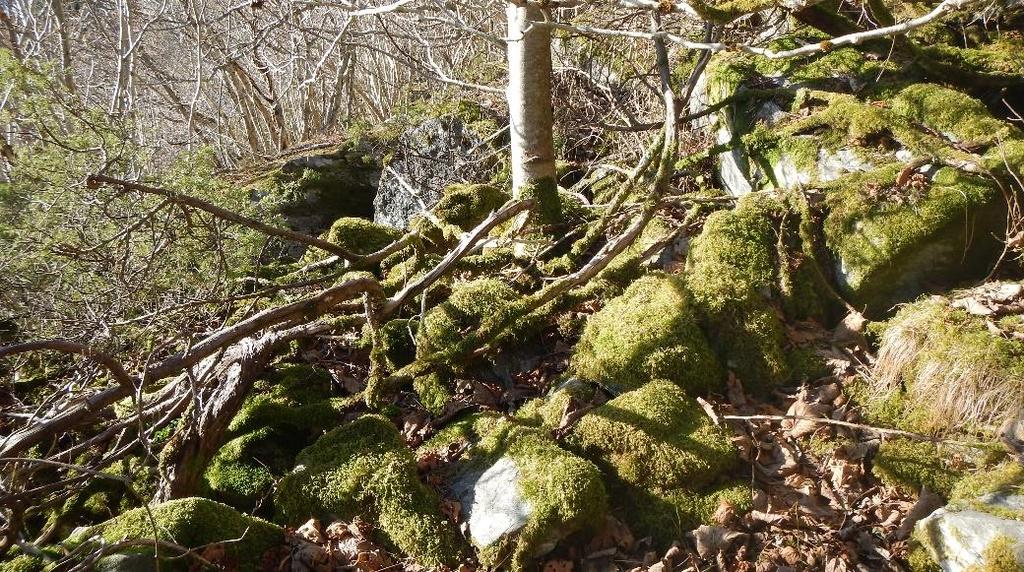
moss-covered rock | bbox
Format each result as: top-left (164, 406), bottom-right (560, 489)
top-left (202, 364), bottom-right (347, 511)
top-left (823, 165), bottom-right (1003, 314)
top-left (571, 274), bottom-right (722, 394)
top-left (307, 216), bottom-right (401, 260)
top-left (562, 381), bottom-right (746, 546)
top-left (421, 413), bottom-right (607, 570)
top-left (274, 415), bottom-right (465, 568)
top-left (685, 194), bottom-right (795, 393)
top-left (416, 278), bottom-right (521, 358)
top-left (869, 289), bottom-right (1024, 434)
top-left (68, 497), bottom-right (282, 571)
top-left (249, 142), bottom-right (381, 241)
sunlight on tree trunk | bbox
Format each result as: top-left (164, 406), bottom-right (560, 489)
top-left (506, 2), bottom-right (561, 226)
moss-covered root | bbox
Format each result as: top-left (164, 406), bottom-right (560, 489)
top-left (421, 414), bottom-right (607, 571)
top-left (274, 415), bottom-right (465, 568)
top-left (571, 274), bottom-right (723, 394)
top-left (564, 381), bottom-right (745, 547)
top-left (67, 498), bottom-right (283, 572)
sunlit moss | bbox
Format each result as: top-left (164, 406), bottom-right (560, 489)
top-left (68, 498), bottom-right (283, 572)
top-left (572, 274), bottom-right (722, 394)
top-left (275, 415), bottom-right (465, 568)
top-left (421, 413), bottom-right (607, 571)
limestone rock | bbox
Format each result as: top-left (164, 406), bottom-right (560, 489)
top-left (450, 456), bottom-right (533, 548)
top-left (915, 497), bottom-right (1024, 571)
top-left (374, 116), bottom-right (497, 229)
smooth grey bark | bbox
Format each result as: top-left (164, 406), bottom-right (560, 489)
top-left (505, 2), bottom-right (559, 222)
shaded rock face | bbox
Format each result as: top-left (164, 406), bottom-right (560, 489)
top-left (450, 456), bottom-right (533, 548)
top-left (915, 495), bottom-right (1024, 571)
top-left (274, 144), bottom-right (382, 238)
top-left (374, 117), bottom-right (496, 229)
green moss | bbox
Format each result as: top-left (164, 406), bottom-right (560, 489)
top-left (823, 165), bottom-right (1002, 314)
top-left (202, 365), bottom-right (346, 511)
top-left (567, 381), bottom-right (738, 492)
top-left (413, 370), bottom-right (454, 415)
top-left (69, 498), bottom-right (282, 572)
top-left (421, 413), bottom-right (607, 570)
top-left (371, 318), bottom-right (418, 374)
top-left (416, 278), bottom-right (522, 358)
top-left (563, 381), bottom-right (744, 548)
top-left (891, 84), bottom-right (1020, 145)
top-left (685, 194), bottom-right (794, 393)
top-left (973, 535), bottom-right (1024, 572)
top-left (949, 462), bottom-right (1024, 521)
top-left (516, 379), bottom-right (596, 430)
top-left (625, 480), bottom-right (752, 548)
top-left (869, 295), bottom-right (1024, 433)
top-left (274, 415), bottom-right (464, 568)
top-left (907, 540), bottom-right (942, 572)
top-left (432, 183), bottom-right (510, 230)
top-left (516, 177), bottom-right (562, 226)
top-left (572, 274), bottom-right (722, 394)
top-left (0, 555), bottom-right (43, 572)
top-left (306, 216), bottom-right (401, 260)
top-left (873, 438), bottom-right (964, 497)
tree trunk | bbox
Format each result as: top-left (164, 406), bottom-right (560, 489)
top-left (506, 2), bottom-right (561, 225)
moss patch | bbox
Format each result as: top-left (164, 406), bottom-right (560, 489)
top-left (69, 497), bottom-right (282, 572)
top-left (572, 274), bottom-right (722, 394)
top-left (564, 381), bottom-right (745, 547)
top-left (274, 415), bottom-right (464, 568)
top-left (685, 194), bottom-right (794, 393)
top-left (203, 364), bottom-right (347, 511)
top-left (872, 438), bottom-right (964, 497)
top-left (417, 278), bottom-right (523, 358)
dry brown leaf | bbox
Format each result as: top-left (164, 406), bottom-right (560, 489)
top-left (692, 525), bottom-right (745, 559)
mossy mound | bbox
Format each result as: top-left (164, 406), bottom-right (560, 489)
top-left (416, 277), bottom-right (522, 358)
top-left (202, 364), bottom-right (346, 511)
top-left (571, 274), bottom-right (722, 394)
top-left (870, 289), bottom-right (1024, 434)
top-left (685, 194), bottom-right (810, 393)
top-left (0, 554), bottom-right (43, 572)
top-left (68, 497), bottom-right (282, 571)
top-left (422, 413), bottom-right (607, 571)
top-left (562, 381), bottom-right (746, 546)
top-left (320, 216), bottom-right (401, 257)
top-left (823, 165), bottom-right (1003, 314)
top-left (431, 183), bottom-right (510, 230)
top-left (274, 415), bottom-right (464, 568)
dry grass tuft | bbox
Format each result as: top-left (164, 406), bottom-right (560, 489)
top-left (872, 287), bottom-right (1024, 435)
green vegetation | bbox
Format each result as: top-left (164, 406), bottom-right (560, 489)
top-left (421, 413), bottom-right (607, 571)
top-left (685, 194), bottom-right (794, 393)
top-left (872, 438), bottom-right (964, 497)
top-left (68, 498), bottom-right (282, 572)
top-left (274, 415), bottom-right (465, 568)
top-left (202, 365), bottom-right (348, 511)
top-left (572, 274), bottom-right (722, 394)
top-left (563, 381), bottom-right (745, 547)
